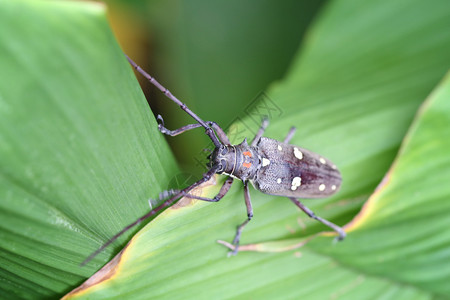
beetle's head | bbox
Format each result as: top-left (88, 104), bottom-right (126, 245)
top-left (208, 145), bottom-right (236, 174)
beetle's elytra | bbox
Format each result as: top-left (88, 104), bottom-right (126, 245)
top-left (81, 55), bottom-right (345, 266)
top-left (211, 137), bottom-right (341, 198)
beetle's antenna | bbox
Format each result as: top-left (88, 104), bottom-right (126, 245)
top-left (125, 54), bottom-right (221, 147)
top-left (81, 167), bottom-right (218, 266)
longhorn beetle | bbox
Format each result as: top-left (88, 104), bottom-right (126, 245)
top-left (81, 54), bottom-right (345, 266)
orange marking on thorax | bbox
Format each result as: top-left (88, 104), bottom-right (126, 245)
top-left (243, 151), bottom-right (252, 158)
top-left (242, 162), bottom-right (252, 168)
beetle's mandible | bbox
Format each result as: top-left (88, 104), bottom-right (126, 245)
top-left (81, 55), bottom-right (345, 265)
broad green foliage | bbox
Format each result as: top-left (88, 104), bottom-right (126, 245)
top-left (0, 0), bottom-right (177, 298)
top-left (319, 72), bottom-right (450, 296)
top-left (0, 0), bottom-right (449, 299)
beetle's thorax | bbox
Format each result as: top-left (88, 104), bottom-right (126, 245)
top-left (209, 139), bottom-right (260, 181)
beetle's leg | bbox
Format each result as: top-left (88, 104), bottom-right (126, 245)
top-left (157, 114), bottom-right (204, 136)
top-left (182, 177), bottom-right (234, 202)
top-left (289, 197), bottom-right (346, 240)
top-left (149, 178), bottom-right (233, 209)
top-left (229, 181), bottom-right (254, 256)
top-left (251, 118), bottom-right (269, 147)
top-left (150, 178), bottom-right (233, 208)
top-left (283, 126), bottom-right (296, 144)
top-left (207, 121), bottom-right (231, 145)
top-left (157, 115), bottom-right (230, 145)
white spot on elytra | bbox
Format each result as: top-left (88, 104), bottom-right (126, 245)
top-left (331, 185), bottom-right (336, 190)
top-left (332, 164), bottom-right (337, 169)
top-left (319, 184), bottom-right (326, 191)
top-left (277, 178), bottom-right (282, 184)
top-left (319, 157), bottom-right (326, 164)
top-left (278, 145), bottom-right (283, 151)
top-left (293, 147), bottom-right (303, 160)
top-left (262, 158), bottom-right (271, 167)
top-left (291, 177), bottom-right (302, 190)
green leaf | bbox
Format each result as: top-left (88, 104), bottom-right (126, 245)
top-left (0, 0), bottom-right (177, 298)
top-left (322, 72), bottom-right (450, 295)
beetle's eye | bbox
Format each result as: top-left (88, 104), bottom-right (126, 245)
top-left (220, 159), bottom-right (227, 170)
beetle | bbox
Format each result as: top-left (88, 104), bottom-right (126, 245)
top-left (81, 55), bottom-right (345, 265)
